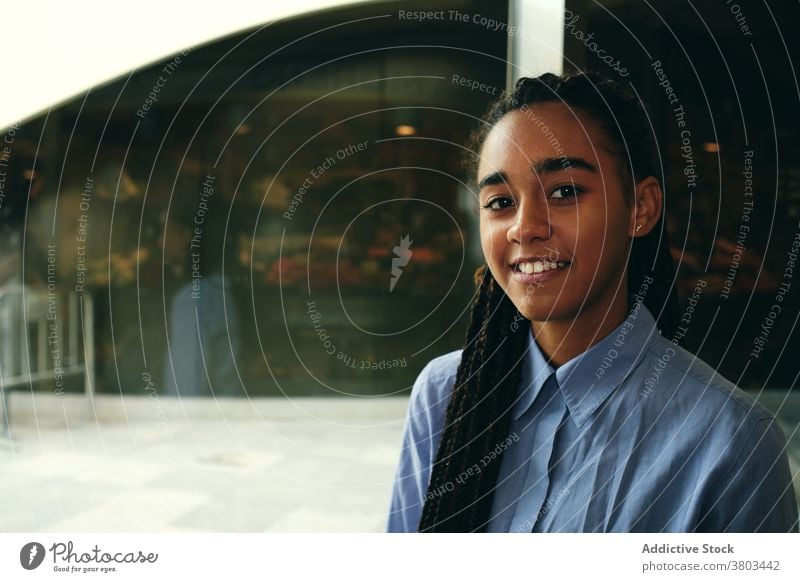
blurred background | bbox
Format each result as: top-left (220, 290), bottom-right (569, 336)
top-left (1, 0), bottom-right (798, 531)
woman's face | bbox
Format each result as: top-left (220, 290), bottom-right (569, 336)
top-left (477, 102), bottom-right (636, 325)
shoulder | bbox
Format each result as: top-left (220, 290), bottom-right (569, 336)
top-left (417, 349), bottom-right (463, 384)
top-left (408, 349), bottom-right (462, 415)
top-left (641, 334), bottom-right (776, 426)
top-left (636, 337), bottom-right (794, 500)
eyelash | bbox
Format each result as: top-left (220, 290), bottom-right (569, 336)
top-left (481, 185), bottom-right (586, 213)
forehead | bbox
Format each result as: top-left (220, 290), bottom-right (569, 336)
top-left (478, 103), bottom-right (613, 173)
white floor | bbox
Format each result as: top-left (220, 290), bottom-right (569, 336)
top-left (1, 391), bottom-right (798, 532)
top-left (0, 394), bottom-right (409, 532)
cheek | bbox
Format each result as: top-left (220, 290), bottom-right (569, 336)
top-left (574, 219), bottom-right (627, 265)
top-left (479, 219), bottom-right (506, 258)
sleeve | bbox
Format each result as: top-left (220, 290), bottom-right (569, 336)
top-left (386, 362), bottom-right (444, 533)
top-left (696, 417), bottom-right (799, 532)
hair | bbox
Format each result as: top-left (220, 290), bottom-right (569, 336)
top-left (417, 70), bottom-right (682, 532)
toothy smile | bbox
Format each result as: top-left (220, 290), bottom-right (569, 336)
top-left (512, 259), bottom-right (570, 274)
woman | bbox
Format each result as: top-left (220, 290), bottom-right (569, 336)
top-left (387, 71), bottom-right (798, 533)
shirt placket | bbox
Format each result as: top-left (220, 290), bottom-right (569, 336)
top-left (510, 372), bottom-right (568, 532)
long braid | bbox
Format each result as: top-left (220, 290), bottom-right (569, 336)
top-left (418, 266), bottom-right (528, 532)
top-left (419, 71), bottom-right (683, 532)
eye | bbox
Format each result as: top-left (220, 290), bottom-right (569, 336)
top-left (482, 196), bottom-right (515, 213)
top-left (549, 184), bottom-right (585, 201)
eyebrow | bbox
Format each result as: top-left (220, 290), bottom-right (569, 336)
top-left (477, 157), bottom-right (599, 191)
top-left (477, 171), bottom-right (508, 190)
top-left (531, 156), bottom-right (599, 175)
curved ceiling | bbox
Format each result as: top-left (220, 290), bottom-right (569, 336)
top-left (1, 0), bottom-right (380, 131)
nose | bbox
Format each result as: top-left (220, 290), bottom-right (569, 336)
top-left (507, 195), bottom-right (551, 244)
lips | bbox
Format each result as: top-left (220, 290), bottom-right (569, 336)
top-left (510, 257), bottom-right (570, 284)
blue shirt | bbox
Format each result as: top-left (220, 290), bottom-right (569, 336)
top-left (387, 302), bottom-right (798, 532)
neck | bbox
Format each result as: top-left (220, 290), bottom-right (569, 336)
top-left (531, 287), bottom-right (630, 368)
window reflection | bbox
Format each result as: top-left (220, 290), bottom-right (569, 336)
top-left (2, 1), bottom-right (507, 398)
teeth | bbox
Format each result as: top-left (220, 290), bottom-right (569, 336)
top-left (517, 260), bottom-right (567, 274)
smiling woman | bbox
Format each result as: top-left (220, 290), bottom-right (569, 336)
top-left (387, 71), bottom-right (799, 533)
top-left (476, 102), bottom-right (662, 366)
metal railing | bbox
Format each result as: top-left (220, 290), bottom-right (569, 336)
top-left (0, 285), bottom-right (94, 439)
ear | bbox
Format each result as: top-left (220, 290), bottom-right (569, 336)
top-left (629, 176), bottom-right (663, 238)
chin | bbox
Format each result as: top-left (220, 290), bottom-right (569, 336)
top-left (509, 294), bottom-right (577, 323)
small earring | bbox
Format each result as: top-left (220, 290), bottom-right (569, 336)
top-left (635, 224), bottom-right (643, 232)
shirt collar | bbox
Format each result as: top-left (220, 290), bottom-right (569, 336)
top-left (513, 297), bottom-right (660, 427)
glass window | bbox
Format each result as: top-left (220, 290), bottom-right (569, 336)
top-left (1, 0), bottom-right (509, 398)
